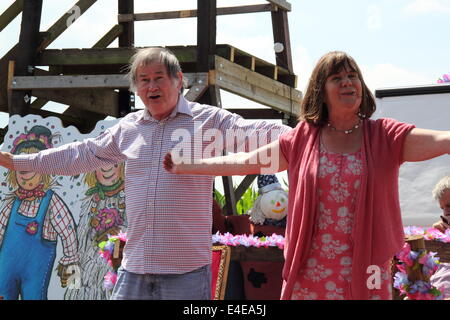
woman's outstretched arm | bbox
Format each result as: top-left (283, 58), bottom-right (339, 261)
top-left (163, 140), bottom-right (288, 176)
top-left (403, 128), bottom-right (450, 162)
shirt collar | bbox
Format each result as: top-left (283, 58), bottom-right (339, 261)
top-left (137, 94), bottom-right (193, 123)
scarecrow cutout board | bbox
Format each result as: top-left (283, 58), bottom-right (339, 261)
top-left (0, 114), bottom-right (125, 300)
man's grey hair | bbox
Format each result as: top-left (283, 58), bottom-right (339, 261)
top-left (432, 174), bottom-right (450, 201)
top-left (125, 47), bottom-right (186, 93)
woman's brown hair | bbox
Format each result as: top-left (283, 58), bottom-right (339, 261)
top-left (300, 51), bottom-right (376, 126)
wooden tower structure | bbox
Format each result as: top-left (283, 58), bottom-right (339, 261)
top-left (0, 0), bottom-right (301, 215)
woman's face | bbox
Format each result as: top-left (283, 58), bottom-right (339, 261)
top-left (95, 164), bottom-right (122, 187)
top-left (16, 170), bottom-right (43, 191)
top-left (324, 68), bottom-right (362, 116)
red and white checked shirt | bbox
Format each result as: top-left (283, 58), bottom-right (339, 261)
top-left (14, 95), bottom-right (291, 274)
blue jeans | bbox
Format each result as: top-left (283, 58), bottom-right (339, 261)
top-left (110, 265), bottom-right (211, 300)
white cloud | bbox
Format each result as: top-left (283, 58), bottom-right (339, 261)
top-left (367, 5), bottom-right (382, 30)
top-left (292, 45), bottom-right (314, 92)
top-left (404, 0), bottom-right (450, 14)
top-left (360, 63), bottom-right (434, 92)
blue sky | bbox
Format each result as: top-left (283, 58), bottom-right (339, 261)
top-left (0, 0), bottom-right (448, 112)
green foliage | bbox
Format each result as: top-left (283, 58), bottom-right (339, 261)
top-left (214, 185), bottom-right (258, 216)
top-left (236, 187), bottom-right (259, 215)
top-left (213, 189), bottom-right (226, 208)
top-left (213, 176), bottom-right (289, 215)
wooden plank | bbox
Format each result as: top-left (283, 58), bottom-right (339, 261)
top-left (12, 72), bottom-right (206, 90)
top-left (266, 0), bottom-right (291, 12)
top-left (222, 176), bottom-right (237, 216)
top-left (37, 46), bottom-right (199, 66)
top-left (0, 0), bottom-right (23, 32)
top-left (197, 0), bottom-right (216, 72)
top-left (9, 0), bottom-right (43, 116)
top-left (6, 61), bottom-right (15, 109)
top-left (234, 174), bottom-right (257, 202)
top-left (118, 4), bottom-right (273, 22)
top-left (184, 84), bottom-right (208, 102)
top-left (118, 0), bottom-right (134, 117)
top-left (214, 56), bottom-right (301, 117)
top-left (225, 108), bottom-right (284, 119)
top-left (425, 240), bottom-right (450, 263)
top-left (32, 88), bottom-right (119, 117)
top-left (92, 24), bottom-right (123, 48)
top-left (271, 8), bottom-right (294, 74)
top-left (37, 0), bottom-right (98, 51)
top-left (229, 246), bottom-right (284, 262)
top-left (29, 106), bottom-right (102, 132)
top-left (11, 74), bottom-right (129, 89)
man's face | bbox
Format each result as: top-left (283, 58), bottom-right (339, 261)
top-left (135, 62), bottom-right (182, 121)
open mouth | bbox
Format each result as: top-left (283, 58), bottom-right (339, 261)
top-left (149, 95), bottom-right (161, 100)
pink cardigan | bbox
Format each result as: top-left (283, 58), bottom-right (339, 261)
top-left (279, 118), bottom-right (415, 300)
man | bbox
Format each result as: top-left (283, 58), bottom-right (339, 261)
top-left (0, 47), bottom-right (291, 300)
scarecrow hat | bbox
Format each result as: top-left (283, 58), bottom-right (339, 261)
top-left (257, 174), bottom-right (282, 194)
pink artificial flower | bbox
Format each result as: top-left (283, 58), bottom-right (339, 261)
top-left (103, 271), bottom-right (118, 291)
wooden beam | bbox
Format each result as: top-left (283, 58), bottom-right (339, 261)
top-left (222, 175), bottom-right (237, 216)
top-left (92, 24), bottom-right (123, 48)
top-left (37, 0), bottom-right (98, 51)
top-left (266, 0), bottom-right (291, 12)
top-left (230, 246), bottom-right (284, 262)
top-left (29, 105), bottom-right (102, 132)
top-left (9, 0), bottom-right (43, 116)
top-left (11, 72), bottom-right (206, 90)
top-left (184, 85), bottom-right (208, 102)
top-left (214, 56), bottom-right (301, 117)
top-left (37, 46), bottom-right (200, 66)
top-left (11, 74), bottom-right (129, 89)
top-left (234, 174), bottom-right (257, 202)
top-left (271, 7), bottom-right (293, 73)
top-left (32, 88), bottom-right (119, 117)
top-left (225, 108), bottom-right (284, 119)
top-left (197, 0), bottom-right (216, 72)
top-left (118, 4), bottom-right (273, 22)
top-left (118, 0), bottom-right (134, 117)
top-left (0, 0), bottom-right (23, 32)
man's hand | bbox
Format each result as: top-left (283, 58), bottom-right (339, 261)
top-left (0, 152), bottom-right (14, 170)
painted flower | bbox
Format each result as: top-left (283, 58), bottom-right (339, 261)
top-left (95, 208), bottom-right (123, 232)
top-left (26, 221), bottom-right (39, 235)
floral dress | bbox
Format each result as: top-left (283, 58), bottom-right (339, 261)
top-left (290, 142), bottom-right (392, 300)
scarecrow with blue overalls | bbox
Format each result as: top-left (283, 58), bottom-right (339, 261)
top-left (0, 125), bottom-right (79, 300)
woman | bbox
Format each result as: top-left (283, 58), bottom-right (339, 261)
top-left (164, 51), bottom-right (450, 300)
